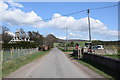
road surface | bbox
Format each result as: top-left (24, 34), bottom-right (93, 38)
top-left (7, 48), bottom-right (103, 78)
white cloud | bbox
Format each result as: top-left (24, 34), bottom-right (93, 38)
top-left (4, 9), bottom-right (42, 26)
top-left (0, 1), bottom-right (8, 19)
top-left (44, 15), bottom-right (118, 37)
top-left (7, 0), bottom-right (23, 8)
top-left (70, 32), bottom-right (76, 37)
top-left (0, 1), bottom-right (8, 13)
top-left (69, 32), bottom-right (83, 39)
top-left (0, 1), bottom-right (42, 26)
top-left (0, 1), bottom-right (118, 39)
top-left (56, 36), bottom-right (66, 40)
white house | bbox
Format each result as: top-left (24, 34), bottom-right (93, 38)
top-left (9, 29), bottom-right (30, 43)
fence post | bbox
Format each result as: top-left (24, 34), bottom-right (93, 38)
top-left (23, 47), bottom-right (24, 56)
top-left (27, 48), bottom-right (28, 55)
top-left (12, 47), bottom-right (14, 58)
top-left (16, 48), bottom-right (18, 58)
top-left (10, 48), bottom-right (13, 59)
top-left (29, 48), bottom-right (30, 54)
top-left (21, 47), bottom-right (22, 57)
top-left (25, 47), bottom-right (26, 55)
top-left (30, 48), bottom-right (32, 54)
top-left (1, 49), bottom-right (4, 62)
top-left (31, 48), bottom-right (33, 54)
top-left (28, 48), bottom-right (29, 55)
top-left (18, 48), bottom-right (20, 58)
top-left (37, 47), bottom-right (38, 52)
top-left (33, 48), bottom-right (34, 53)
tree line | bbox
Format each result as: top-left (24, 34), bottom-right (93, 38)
top-left (0, 26), bottom-right (58, 49)
top-left (92, 40), bottom-right (119, 45)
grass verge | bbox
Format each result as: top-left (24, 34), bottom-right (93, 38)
top-left (102, 54), bottom-right (120, 59)
top-left (69, 54), bottom-right (114, 79)
top-left (77, 59), bottom-right (113, 78)
top-left (2, 50), bottom-right (51, 78)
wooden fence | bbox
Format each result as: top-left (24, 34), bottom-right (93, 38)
top-left (0, 47), bottom-right (38, 62)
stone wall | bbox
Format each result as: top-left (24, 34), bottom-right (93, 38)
top-left (95, 49), bottom-right (117, 55)
top-left (82, 53), bottom-right (120, 75)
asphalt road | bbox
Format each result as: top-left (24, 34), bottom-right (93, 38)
top-left (7, 48), bottom-right (103, 78)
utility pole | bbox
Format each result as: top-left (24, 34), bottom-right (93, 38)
top-left (66, 27), bottom-right (68, 51)
top-left (87, 9), bottom-right (92, 49)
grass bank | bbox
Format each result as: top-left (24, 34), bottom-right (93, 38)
top-left (102, 54), bottom-right (120, 59)
top-left (2, 50), bottom-right (51, 77)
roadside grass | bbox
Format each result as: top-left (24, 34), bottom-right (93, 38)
top-left (102, 54), bottom-right (120, 59)
top-left (77, 60), bottom-right (113, 78)
top-left (69, 54), bottom-right (115, 79)
top-left (79, 58), bottom-right (120, 80)
top-left (2, 50), bottom-right (50, 78)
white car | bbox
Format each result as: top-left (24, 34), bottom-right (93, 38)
top-left (94, 45), bottom-right (104, 49)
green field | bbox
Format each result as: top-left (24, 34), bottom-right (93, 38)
top-left (104, 45), bottom-right (118, 50)
top-left (73, 41), bottom-right (88, 47)
top-left (57, 41), bottom-right (87, 51)
top-left (54, 43), bottom-right (59, 47)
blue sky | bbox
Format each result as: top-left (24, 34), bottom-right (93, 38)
top-left (1, 1), bottom-right (119, 41)
top-left (21, 2), bottom-right (118, 29)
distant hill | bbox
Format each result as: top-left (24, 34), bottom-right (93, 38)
top-left (67, 39), bottom-right (88, 42)
top-left (57, 39), bottom-right (88, 43)
top-left (56, 39), bottom-right (119, 43)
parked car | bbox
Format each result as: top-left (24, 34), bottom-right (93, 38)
top-left (93, 45), bottom-right (104, 50)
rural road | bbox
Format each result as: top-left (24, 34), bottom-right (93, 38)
top-left (7, 48), bottom-right (103, 78)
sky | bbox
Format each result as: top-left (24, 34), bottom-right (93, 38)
top-left (2, 0), bottom-right (120, 2)
top-left (0, 0), bottom-right (119, 41)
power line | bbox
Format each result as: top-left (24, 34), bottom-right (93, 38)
top-left (39, 3), bottom-right (119, 22)
top-left (42, 9), bottom-right (87, 21)
top-left (21, 3), bottom-right (119, 25)
top-left (62, 9), bottom-right (87, 16)
top-left (91, 4), bottom-right (119, 10)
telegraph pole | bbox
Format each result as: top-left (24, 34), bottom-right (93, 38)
top-left (87, 9), bottom-right (91, 43)
top-left (87, 9), bottom-right (92, 49)
top-left (66, 27), bottom-right (68, 51)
